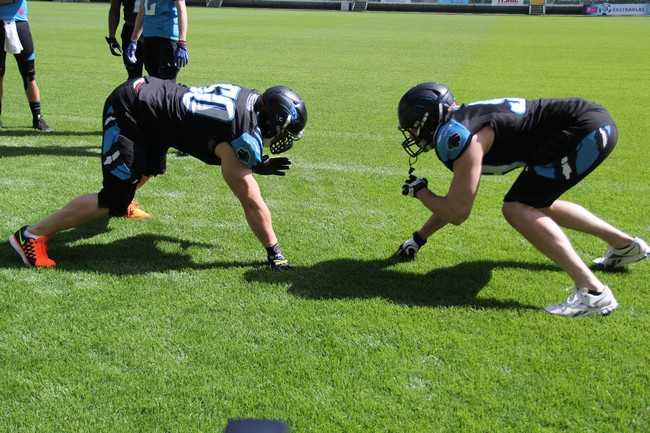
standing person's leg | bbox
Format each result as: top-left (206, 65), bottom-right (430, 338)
top-left (142, 37), bottom-right (176, 79)
top-left (15, 21), bottom-right (51, 132)
top-left (156, 38), bottom-right (179, 82)
top-left (0, 73), bottom-right (4, 129)
top-left (121, 24), bottom-right (144, 79)
top-left (0, 23), bottom-right (6, 128)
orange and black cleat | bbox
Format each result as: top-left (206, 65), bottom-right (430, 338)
top-left (125, 201), bottom-right (150, 219)
top-left (9, 226), bottom-right (56, 268)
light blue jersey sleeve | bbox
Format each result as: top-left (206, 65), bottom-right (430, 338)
top-left (231, 130), bottom-right (264, 169)
top-left (434, 119), bottom-right (472, 170)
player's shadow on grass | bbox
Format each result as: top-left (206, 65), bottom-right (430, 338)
top-left (0, 144), bottom-right (100, 158)
top-left (0, 129), bottom-right (101, 138)
top-left (245, 257), bottom-right (559, 310)
top-left (2, 223), bottom-right (257, 274)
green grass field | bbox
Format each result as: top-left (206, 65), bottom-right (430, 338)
top-left (1, 3), bottom-right (649, 432)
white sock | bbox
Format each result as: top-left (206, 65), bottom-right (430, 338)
top-left (23, 228), bottom-right (39, 239)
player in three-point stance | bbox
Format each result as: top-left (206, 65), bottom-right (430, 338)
top-left (395, 82), bottom-right (649, 317)
top-left (9, 76), bottom-right (307, 271)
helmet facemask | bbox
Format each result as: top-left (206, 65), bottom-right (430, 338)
top-left (397, 82), bottom-right (456, 166)
top-left (265, 114), bottom-right (304, 154)
top-left (258, 86), bottom-right (308, 155)
top-left (398, 103), bottom-right (442, 158)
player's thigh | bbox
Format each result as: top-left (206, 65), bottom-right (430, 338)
top-left (143, 37), bottom-right (178, 80)
top-left (142, 37), bottom-right (159, 77)
top-left (157, 40), bottom-right (179, 80)
top-left (504, 171), bottom-right (575, 209)
top-left (14, 21), bottom-right (36, 78)
top-left (504, 125), bottom-right (617, 208)
top-left (102, 90), bottom-right (145, 178)
top-left (99, 131), bottom-right (146, 216)
top-left (98, 167), bottom-right (139, 217)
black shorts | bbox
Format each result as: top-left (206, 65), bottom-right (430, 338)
top-left (504, 123), bottom-right (618, 208)
top-left (97, 79), bottom-right (167, 216)
top-left (0, 21), bottom-right (36, 78)
top-left (143, 36), bottom-right (180, 81)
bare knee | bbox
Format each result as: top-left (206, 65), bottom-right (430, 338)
top-left (503, 201), bottom-right (544, 228)
top-left (502, 201), bottom-right (525, 226)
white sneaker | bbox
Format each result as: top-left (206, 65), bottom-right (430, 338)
top-left (593, 237), bottom-right (650, 268)
top-left (544, 286), bottom-right (619, 317)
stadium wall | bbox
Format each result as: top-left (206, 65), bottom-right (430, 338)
top-left (79, 0), bottom-right (647, 16)
top-left (186, 0), bottom-right (583, 15)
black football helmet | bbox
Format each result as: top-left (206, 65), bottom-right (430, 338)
top-left (397, 82), bottom-right (456, 158)
top-left (257, 86), bottom-right (308, 154)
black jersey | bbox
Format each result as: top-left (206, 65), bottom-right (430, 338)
top-left (122, 0), bottom-right (140, 25)
top-left (134, 77), bottom-right (264, 167)
top-left (433, 97), bottom-right (614, 174)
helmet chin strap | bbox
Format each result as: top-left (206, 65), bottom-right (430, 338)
top-left (408, 155), bottom-right (418, 175)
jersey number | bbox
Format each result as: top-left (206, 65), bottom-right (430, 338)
top-left (469, 97), bottom-right (527, 115)
top-left (182, 84), bottom-right (242, 122)
top-left (144, 0), bottom-right (157, 15)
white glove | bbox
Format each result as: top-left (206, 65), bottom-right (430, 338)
top-left (402, 175), bottom-right (428, 198)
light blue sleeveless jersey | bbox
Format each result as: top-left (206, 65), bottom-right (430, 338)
top-left (142, 0), bottom-right (179, 40)
top-left (0, 0), bottom-right (28, 22)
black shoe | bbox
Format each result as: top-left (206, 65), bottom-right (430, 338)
top-left (33, 116), bottom-right (52, 132)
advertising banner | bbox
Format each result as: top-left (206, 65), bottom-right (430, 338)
top-left (492, 0), bottom-right (525, 5)
top-left (585, 3), bottom-right (650, 15)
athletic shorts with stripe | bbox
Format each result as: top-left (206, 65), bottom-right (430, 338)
top-left (504, 109), bottom-right (617, 209)
top-left (98, 79), bottom-right (167, 217)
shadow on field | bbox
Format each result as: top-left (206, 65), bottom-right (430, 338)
top-left (244, 257), bottom-right (558, 310)
top-left (1, 221), bottom-right (259, 274)
top-left (0, 143), bottom-right (100, 158)
top-left (0, 129), bottom-right (101, 138)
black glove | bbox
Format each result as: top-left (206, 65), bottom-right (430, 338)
top-left (105, 37), bottom-right (122, 56)
top-left (395, 231), bottom-right (427, 259)
top-left (252, 155), bottom-right (291, 176)
top-left (402, 174), bottom-right (428, 197)
top-left (266, 243), bottom-right (293, 271)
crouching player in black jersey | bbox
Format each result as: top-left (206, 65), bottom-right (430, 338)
top-left (9, 77), bottom-right (307, 271)
top-left (395, 82), bottom-right (649, 317)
